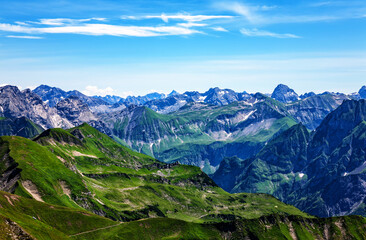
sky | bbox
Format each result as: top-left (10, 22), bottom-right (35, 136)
top-left (0, 0), bottom-right (365, 97)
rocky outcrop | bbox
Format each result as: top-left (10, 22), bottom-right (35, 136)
top-left (271, 84), bottom-right (299, 103)
top-left (33, 84), bottom-right (108, 108)
top-left (56, 96), bottom-right (97, 126)
top-left (0, 85), bottom-right (73, 129)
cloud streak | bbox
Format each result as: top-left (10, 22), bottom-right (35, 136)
top-left (216, 1), bottom-right (365, 25)
top-left (6, 35), bottom-right (43, 39)
top-left (0, 22), bottom-right (200, 37)
top-left (142, 13), bottom-right (233, 22)
top-left (240, 28), bottom-right (300, 38)
top-left (0, 14), bottom-right (235, 38)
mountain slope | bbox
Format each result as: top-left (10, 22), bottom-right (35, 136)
top-left (1, 190), bottom-right (366, 240)
top-left (0, 124), bottom-right (310, 224)
top-left (286, 93), bottom-right (349, 130)
top-left (213, 99), bottom-right (366, 217)
top-left (0, 117), bottom-right (44, 138)
top-left (98, 94), bottom-right (297, 172)
top-left (213, 123), bottom-right (310, 198)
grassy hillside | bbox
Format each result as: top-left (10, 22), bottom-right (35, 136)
top-left (29, 124), bottom-right (308, 222)
top-left (1, 190), bottom-right (366, 240)
top-left (1, 124), bottom-right (366, 239)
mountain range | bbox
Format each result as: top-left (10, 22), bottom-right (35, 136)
top-left (213, 99), bottom-right (366, 218)
top-left (1, 122), bottom-right (366, 239)
top-left (10, 84), bottom-right (357, 172)
top-left (1, 83), bottom-right (366, 219)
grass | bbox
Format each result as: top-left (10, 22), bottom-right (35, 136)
top-left (2, 124), bottom-right (309, 224)
top-left (1, 124), bottom-right (366, 239)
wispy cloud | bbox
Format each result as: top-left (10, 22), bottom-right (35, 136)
top-left (211, 26), bottom-right (228, 32)
top-left (0, 14), bottom-right (236, 38)
top-left (142, 13), bottom-right (234, 22)
top-left (215, 2), bottom-right (259, 23)
top-left (240, 28), bottom-right (300, 38)
top-left (215, 1), bottom-right (365, 25)
top-left (0, 22), bottom-right (200, 37)
top-left (34, 17), bottom-right (107, 26)
top-left (6, 35), bottom-right (43, 39)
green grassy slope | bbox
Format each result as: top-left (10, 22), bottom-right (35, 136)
top-left (1, 124), bottom-right (366, 239)
top-left (0, 191), bottom-right (116, 239)
top-left (30, 124), bottom-right (308, 222)
top-left (1, 190), bottom-right (365, 240)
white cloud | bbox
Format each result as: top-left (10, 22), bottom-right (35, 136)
top-left (215, 1), bottom-right (363, 25)
top-left (35, 18), bottom-right (107, 26)
top-left (25, 85), bottom-right (36, 90)
top-left (240, 28), bottom-right (300, 38)
top-left (211, 26), bottom-right (228, 32)
top-left (6, 35), bottom-right (43, 39)
top-left (14, 21), bottom-right (30, 26)
top-left (215, 2), bottom-right (259, 23)
top-left (119, 91), bottom-right (134, 98)
top-left (137, 13), bottom-right (234, 22)
top-left (82, 86), bottom-right (115, 96)
top-left (0, 22), bottom-right (200, 37)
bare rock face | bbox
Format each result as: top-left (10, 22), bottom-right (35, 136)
top-left (3, 218), bottom-right (34, 240)
top-left (0, 141), bottom-right (21, 193)
top-left (56, 96), bottom-right (97, 126)
top-left (271, 84), bottom-right (299, 103)
top-left (33, 84), bottom-right (109, 108)
top-left (0, 85), bottom-right (73, 129)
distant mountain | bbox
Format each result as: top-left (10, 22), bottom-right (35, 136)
top-left (0, 85), bottom-right (73, 129)
top-left (213, 99), bottom-right (366, 217)
top-left (33, 84), bottom-right (109, 108)
top-left (144, 87), bottom-right (251, 114)
top-left (122, 92), bottom-right (167, 105)
top-left (55, 96), bottom-right (97, 126)
top-left (97, 93), bottom-right (297, 172)
top-left (168, 90), bottom-right (179, 96)
top-left (286, 93), bottom-right (350, 130)
top-left (359, 85), bottom-right (366, 99)
top-left (271, 84), bottom-right (299, 103)
top-left (300, 92), bottom-right (316, 99)
top-left (94, 94), bottom-right (123, 104)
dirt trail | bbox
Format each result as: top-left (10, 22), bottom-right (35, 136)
top-left (69, 223), bottom-right (122, 237)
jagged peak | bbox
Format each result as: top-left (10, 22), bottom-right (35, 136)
top-left (168, 90), bottom-right (179, 96)
top-left (359, 85), bottom-right (366, 98)
top-left (271, 84), bottom-right (299, 103)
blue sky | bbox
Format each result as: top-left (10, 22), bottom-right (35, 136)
top-left (0, 0), bottom-right (365, 97)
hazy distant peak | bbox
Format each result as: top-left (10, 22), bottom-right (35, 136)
top-left (271, 84), bottom-right (299, 103)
